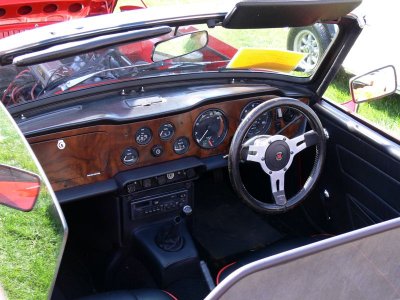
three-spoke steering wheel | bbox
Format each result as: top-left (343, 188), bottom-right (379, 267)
top-left (228, 98), bottom-right (326, 214)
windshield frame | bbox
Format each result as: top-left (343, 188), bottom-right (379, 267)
top-left (2, 9), bottom-right (363, 115)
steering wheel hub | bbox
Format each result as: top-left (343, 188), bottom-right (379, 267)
top-left (265, 140), bottom-right (290, 171)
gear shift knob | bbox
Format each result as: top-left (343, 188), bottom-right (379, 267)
top-left (182, 205), bottom-right (192, 216)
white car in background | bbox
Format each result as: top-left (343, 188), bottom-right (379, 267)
top-left (288, 0), bottom-right (400, 91)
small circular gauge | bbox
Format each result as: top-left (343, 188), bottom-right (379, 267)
top-left (121, 147), bottom-right (139, 166)
top-left (193, 109), bottom-right (228, 149)
top-left (282, 107), bottom-right (298, 123)
top-left (159, 123), bottom-right (175, 141)
top-left (135, 127), bottom-right (152, 145)
top-left (151, 145), bottom-right (164, 157)
top-left (173, 137), bottom-right (190, 155)
top-left (240, 101), bottom-right (272, 139)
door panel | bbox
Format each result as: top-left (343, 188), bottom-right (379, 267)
top-left (315, 100), bottom-right (400, 230)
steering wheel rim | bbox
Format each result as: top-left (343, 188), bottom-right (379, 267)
top-left (228, 97), bottom-right (326, 214)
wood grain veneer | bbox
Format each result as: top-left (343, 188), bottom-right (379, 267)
top-left (29, 95), bottom-right (308, 191)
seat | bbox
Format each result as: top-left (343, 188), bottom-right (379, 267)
top-left (77, 289), bottom-right (177, 300)
top-left (216, 235), bottom-right (330, 284)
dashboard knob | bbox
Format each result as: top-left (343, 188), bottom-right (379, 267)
top-left (182, 205), bottom-right (193, 216)
top-left (151, 145), bottom-right (164, 157)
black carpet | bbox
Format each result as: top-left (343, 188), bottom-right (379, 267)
top-left (193, 178), bottom-right (284, 260)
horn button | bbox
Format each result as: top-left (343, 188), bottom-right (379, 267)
top-left (265, 140), bottom-right (290, 171)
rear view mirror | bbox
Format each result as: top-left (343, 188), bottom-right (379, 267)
top-left (350, 65), bottom-right (397, 103)
top-left (152, 31), bottom-right (208, 62)
top-left (0, 164), bottom-right (40, 212)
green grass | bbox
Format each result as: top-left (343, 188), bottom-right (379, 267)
top-left (205, 27), bottom-right (287, 50)
top-left (357, 97), bottom-right (400, 137)
top-left (0, 106), bottom-right (64, 300)
top-left (324, 69), bottom-right (352, 104)
top-left (325, 69), bottom-right (400, 138)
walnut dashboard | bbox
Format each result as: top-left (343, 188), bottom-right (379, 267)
top-left (28, 95), bottom-right (308, 191)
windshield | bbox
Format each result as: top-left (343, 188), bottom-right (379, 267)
top-left (0, 23), bottom-right (337, 107)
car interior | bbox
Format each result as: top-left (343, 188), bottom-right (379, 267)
top-left (2, 1), bottom-right (400, 299)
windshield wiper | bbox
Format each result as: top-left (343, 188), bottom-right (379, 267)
top-left (59, 65), bottom-right (142, 91)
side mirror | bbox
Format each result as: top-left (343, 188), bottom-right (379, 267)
top-left (0, 164), bottom-right (40, 212)
top-left (152, 31), bottom-right (208, 62)
top-left (350, 65), bottom-right (397, 103)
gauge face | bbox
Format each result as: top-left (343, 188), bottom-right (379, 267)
top-left (282, 107), bottom-right (298, 123)
top-left (135, 127), bottom-right (152, 145)
top-left (193, 109), bottom-right (228, 149)
top-left (121, 147), bottom-right (139, 166)
top-left (159, 123), bottom-right (175, 141)
top-left (173, 137), bottom-right (190, 155)
top-left (240, 101), bottom-right (272, 139)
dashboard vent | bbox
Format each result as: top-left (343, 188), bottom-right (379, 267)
top-left (125, 96), bottom-right (165, 108)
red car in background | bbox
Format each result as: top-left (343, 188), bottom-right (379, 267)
top-left (0, 0), bottom-right (118, 39)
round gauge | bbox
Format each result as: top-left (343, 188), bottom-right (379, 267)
top-left (159, 123), bottom-right (175, 141)
top-left (193, 109), bottom-right (228, 149)
top-left (135, 127), bottom-right (152, 145)
top-left (282, 107), bottom-right (298, 123)
top-left (173, 137), bottom-right (190, 155)
top-left (121, 147), bottom-right (139, 166)
top-left (240, 101), bottom-right (272, 139)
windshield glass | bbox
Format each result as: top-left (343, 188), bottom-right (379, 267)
top-left (0, 23), bottom-right (337, 107)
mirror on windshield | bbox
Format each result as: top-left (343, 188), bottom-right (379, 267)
top-left (0, 164), bottom-right (41, 212)
top-left (350, 65), bottom-right (397, 103)
top-left (152, 31), bottom-right (208, 62)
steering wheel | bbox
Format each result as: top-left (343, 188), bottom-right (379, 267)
top-left (228, 98), bottom-right (326, 214)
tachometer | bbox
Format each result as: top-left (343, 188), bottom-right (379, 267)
top-left (193, 109), bottom-right (228, 149)
top-left (240, 101), bottom-right (272, 139)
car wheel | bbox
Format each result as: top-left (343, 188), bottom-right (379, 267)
top-left (287, 24), bottom-right (331, 72)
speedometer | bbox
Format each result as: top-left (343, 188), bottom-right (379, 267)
top-left (193, 109), bottom-right (228, 149)
top-left (240, 101), bottom-right (272, 139)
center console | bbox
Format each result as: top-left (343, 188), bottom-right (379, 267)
top-left (117, 164), bottom-right (203, 287)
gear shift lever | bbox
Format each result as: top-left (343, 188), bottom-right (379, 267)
top-left (155, 205), bottom-right (192, 252)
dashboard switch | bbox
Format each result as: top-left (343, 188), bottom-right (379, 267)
top-left (157, 175), bottom-right (167, 185)
top-left (142, 178), bottom-right (152, 188)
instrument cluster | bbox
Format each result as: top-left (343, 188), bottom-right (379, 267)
top-left (121, 99), bottom-right (301, 166)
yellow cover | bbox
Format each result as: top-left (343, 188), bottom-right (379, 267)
top-left (226, 48), bottom-right (306, 73)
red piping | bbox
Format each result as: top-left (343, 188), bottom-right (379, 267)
top-left (216, 262), bottom-right (237, 285)
top-left (163, 290), bottom-right (179, 300)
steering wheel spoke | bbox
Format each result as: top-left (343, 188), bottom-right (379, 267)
top-left (241, 135), bottom-right (270, 164)
top-left (287, 130), bottom-right (319, 156)
top-left (245, 144), bottom-right (265, 163)
top-left (270, 171), bottom-right (287, 206)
